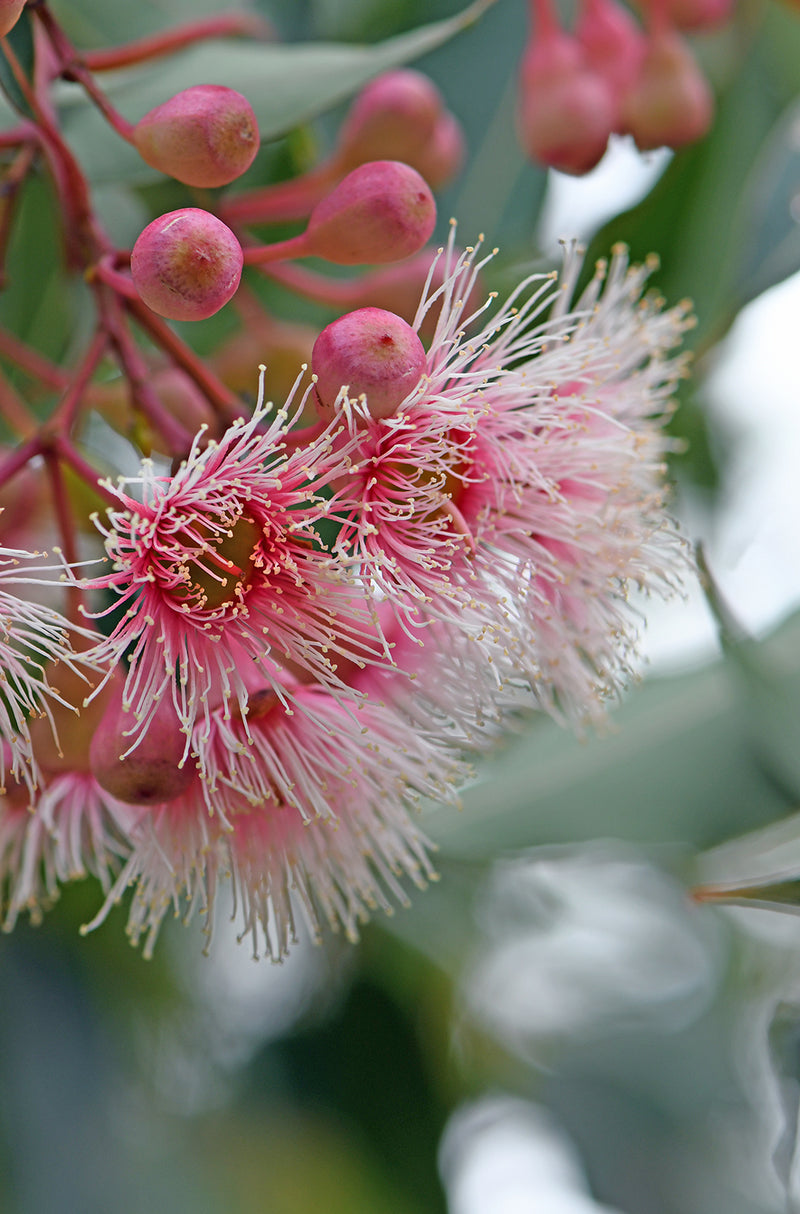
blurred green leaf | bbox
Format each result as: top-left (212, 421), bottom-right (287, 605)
top-left (60, 0), bottom-right (495, 188)
top-left (768, 1000), bottom-right (800, 1199)
top-left (731, 96), bottom-right (800, 308)
top-left (0, 7), bottom-right (35, 118)
top-left (49, 0), bottom-right (239, 47)
top-left (254, 973), bottom-right (450, 1213)
top-left (0, 173), bottom-right (80, 359)
top-left (430, 612), bottom-right (800, 860)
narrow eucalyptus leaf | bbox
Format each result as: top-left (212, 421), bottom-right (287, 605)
top-left (732, 98), bottom-right (800, 308)
top-left (60, 0), bottom-right (495, 188)
top-left (0, 7), bottom-right (35, 118)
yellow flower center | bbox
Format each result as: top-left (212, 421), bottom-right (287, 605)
top-left (177, 513), bottom-right (263, 611)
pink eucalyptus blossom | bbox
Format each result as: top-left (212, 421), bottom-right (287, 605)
top-left (333, 232), bottom-right (692, 724)
top-left (0, 545), bottom-right (94, 795)
top-left (78, 379), bottom-right (390, 779)
top-left (0, 766), bottom-right (136, 930)
top-left (83, 680), bottom-right (456, 959)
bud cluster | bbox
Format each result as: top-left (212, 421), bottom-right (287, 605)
top-left (518, 0), bottom-right (721, 174)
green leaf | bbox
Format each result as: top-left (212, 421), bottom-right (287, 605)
top-left (48, 0), bottom-right (235, 48)
top-left (427, 613), bottom-right (800, 860)
top-left (730, 96), bottom-right (800, 308)
top-left (60, 0), bottom-right (496, 188)
top-left (0, 172), bottom-right (78, 361)
top-left (0, 6), bottom-right (35, 118)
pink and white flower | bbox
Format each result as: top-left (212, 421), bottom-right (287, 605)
top-left (84, 682), bottom-right (458, 959)
top-left (0, 766), bottom-right (136, 930)
top-left (334, 234), bottom-right (692, 723)
top-left (0, 545), bottom-right (91, 794)
top-left (80, 387), bottom-right (391, 776)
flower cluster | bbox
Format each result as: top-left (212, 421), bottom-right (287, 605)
top-left (0, 232), bottom-right (691, 956)
top-left (0, 4), bottom-right (694, 958)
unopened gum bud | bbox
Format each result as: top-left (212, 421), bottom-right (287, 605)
top-left (312, 307), bottom-right (427, 420)
top-left (304, 161), bottom-right (436, 265)
top-left (0, 0), bottom-right (25, 37)
top-left (131, 208), bottom-right (243, 321)
top-left (90, 690), bottom-right (195, 805)
top-left (621, 30), bottom-right (713, 150)
top-left (134, 85), bottom-right (259, 188)
top-left (337, 70), bottom-right (443, 170)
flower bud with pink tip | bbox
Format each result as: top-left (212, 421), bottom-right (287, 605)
top-left (413, 110), bottom-right (466, 190)
top-left (133, 85), bottom-right (259, 188)
top-left (131, 207), bottom-right (243, 321)
top-left (517, 0), bottom-right (616, 175)
top-left (576, 0), bottom-right (645, 107)
top-left (312, 307), bottom-right (427, 420)
top-left (621, 28), bottom-right (713, 149)
top-left (0, 0), bottom-right (25, 37)
top-left (304, 160), bottom-right (437, 265)
top-left (337, 70), bottom-right (443, 171)
top-left (90, 686), bottom-right (195, 805)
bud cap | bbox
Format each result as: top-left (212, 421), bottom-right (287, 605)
top-left (304, 161), bottom-right (436, 265)
top-left (90, 690), bottom-right (195, 805)
top-left (131, 207), bottom-right (243, 321)
top-left (312, 307), bottom-right (427, 420)
top-left (134, 85), bottom-right (259, 188)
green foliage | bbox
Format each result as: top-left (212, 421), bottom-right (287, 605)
top-left (58, 2), bottom-right (496, 188)
top-left (0, 6), bottom-right (35, 118)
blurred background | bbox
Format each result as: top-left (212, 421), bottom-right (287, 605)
top-left (4, 0), bottom-right (800, 1210)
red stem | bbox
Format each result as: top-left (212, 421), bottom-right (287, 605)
top-left (257, 260), bottom-right (362, 307)
top-left (0, 364), bottom-right (37, 438)
top-left (82, 13), bottom-right (274, 72)
top-left (0, 328), bottom-right (69, 391)
top-left (1, 30), bottom-right (103, 269)
top-left (125, 297), bottom-right (245, 426)
top-left (43, 445), bottom-right (85, 623)
top-left (91, 258), bottom-right (245, 428)
top-left (32, 3), bottom-right (136, 142)
top-left (530, 0), bottom-right (560, 38)
top-left (221, 160), bottom-right (339, 227)
top-left (100, 292), bottom-right (194, 456)
top-left (0, 434), bottom-right (42, 491)
top-left (54, 435), bottom-right (121, 509)
top-left (45, 327), bottom-right (108, 435)
top-left (242, 233), bottom-right (311, 265)
top-left (0, 124), bottom-right (33, 149)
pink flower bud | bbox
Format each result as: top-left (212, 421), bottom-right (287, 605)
top-left (90, 688), bottom-right (195, 805)
top-left (621, 29), bottom-right (713, 150)
top-left (312, 307), bottom-right (427, 420)
top-left (131, 208), bottom-right (243, 321)
top-left (337, 70), bottom-right (443, 171)
top-left (133, 85), bottom-right (259, 188)
top-left (517, 30), bottom-right (617, 174)
top-left (413, 110), bottom-right (466, 190)
top-left (576, 0), bottom-right (645, 105)
top-left (304, 161), bottom-right (437, 265)
top-left (0, 0), bottom-right (25, 37)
